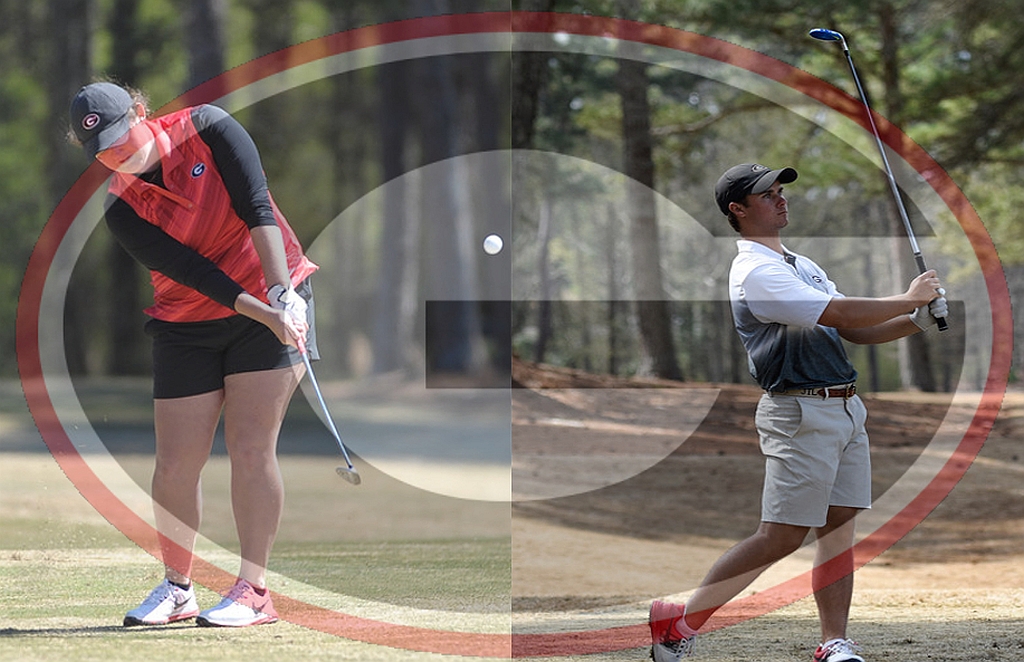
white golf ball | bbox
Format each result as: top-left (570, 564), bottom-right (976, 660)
top-left (483, 234), bottom-right (503, 255)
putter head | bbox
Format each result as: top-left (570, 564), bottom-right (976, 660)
top-left (336, 465), bottom-right (361, 485)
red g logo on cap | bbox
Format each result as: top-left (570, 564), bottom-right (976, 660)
top-left (81, 113), bottom-right (100, 131)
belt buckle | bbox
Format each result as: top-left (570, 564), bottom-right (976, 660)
top-left (833, 384), bottom-right (856, 399)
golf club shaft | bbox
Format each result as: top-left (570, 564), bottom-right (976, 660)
top-left (821, 30), bottom-right (948, 331)
top-left (301, 350), bottom-right (356, 469)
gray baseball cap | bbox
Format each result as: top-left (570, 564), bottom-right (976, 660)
top-left (70, 82), bottom-right (133, 159)
top-left (715, 163), bottom-right (798, 215)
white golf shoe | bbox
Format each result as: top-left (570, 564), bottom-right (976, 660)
top-left (123, 579), bottom-right (199, 626)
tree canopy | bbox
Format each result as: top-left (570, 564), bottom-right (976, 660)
top-left (3, 0), bottom-right (1019, 389)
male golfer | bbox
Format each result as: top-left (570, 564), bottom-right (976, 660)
top-left (650, 164), bottom-right (948, 662)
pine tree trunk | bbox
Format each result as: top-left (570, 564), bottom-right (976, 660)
top-left (616, 55), bottom-right (683, 381)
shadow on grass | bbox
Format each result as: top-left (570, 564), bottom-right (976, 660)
top-left (0, 622), bottom-right (200, 637)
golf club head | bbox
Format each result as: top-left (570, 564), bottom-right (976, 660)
top-left (337, 465), bottom-right (361, 485)
top-left (809, 28), bottom-right (843, 41)
top-left (809, 28), bottom-right (847, 49)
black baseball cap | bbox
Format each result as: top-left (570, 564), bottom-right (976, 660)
top-left (714, 163), bottom-right (798, 215)
top-left (69, 82), bottom-right (133, 159)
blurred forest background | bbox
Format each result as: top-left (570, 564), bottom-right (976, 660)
top-left (4, 0), bottom-right (1022, 393)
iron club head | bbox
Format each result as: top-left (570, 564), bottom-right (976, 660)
top-left (300, 349), bottom-right (363, 485)
top-left (336, 465), bottom-right (361, 485)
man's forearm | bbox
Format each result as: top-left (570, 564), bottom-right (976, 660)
top-left (837, 315), bottom-right (920, 345)
top-left (817, 295), bottom-right (917, 330)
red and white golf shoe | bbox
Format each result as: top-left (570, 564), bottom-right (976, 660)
top-left (649, 599), bottom-right (697, 661)
top-left (813, 638), bottom-right (865, 662)
top-left (197, 578), bottom-right (278, 627)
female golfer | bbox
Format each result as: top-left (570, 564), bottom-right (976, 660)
top-left (69, 81), bottom-right (318, 628)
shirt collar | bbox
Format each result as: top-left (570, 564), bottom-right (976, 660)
top-left (152, 121), bottom-right (185, 172)
top-left (736, 239), bottom-right (792, 261)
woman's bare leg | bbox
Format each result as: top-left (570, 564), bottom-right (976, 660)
top-left (222, 364), bottom-right (303, 588)
top-left (152, 390), bottom-right (224, 585)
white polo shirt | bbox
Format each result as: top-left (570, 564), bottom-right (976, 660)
top-left (729, 240), bottom-right (858, 392)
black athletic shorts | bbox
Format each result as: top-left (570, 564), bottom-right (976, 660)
top-left (145, 278), bottom-right (318, 399)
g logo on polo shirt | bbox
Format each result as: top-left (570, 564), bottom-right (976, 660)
top-left (191, 162), bottom-right (206, 177)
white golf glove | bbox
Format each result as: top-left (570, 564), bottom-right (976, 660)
top-left (267, 283), bottom-right (307, 324)
top-left (910, 287), bottom-right (948, 330)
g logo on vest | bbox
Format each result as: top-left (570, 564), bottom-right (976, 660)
top-left (191, 162), bottom-right (206, 177)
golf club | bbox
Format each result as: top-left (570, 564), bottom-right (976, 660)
top-left (300, 348), bottom-right (360, 485)
top-left (809, 27), bottom-right (948, 331)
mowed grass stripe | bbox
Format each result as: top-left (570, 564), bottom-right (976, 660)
top-left (271, 539), bottom-right (510, 612)
top-left (0, 450), bottom-right (515, 659)
top-left (0, 546), bottom-right (512, 661)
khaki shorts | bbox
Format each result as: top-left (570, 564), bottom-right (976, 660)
top-left (755, 393), bottom-right (871, 528)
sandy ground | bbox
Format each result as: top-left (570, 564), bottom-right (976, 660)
top-left (509, 360), bottom-right (1024, 660)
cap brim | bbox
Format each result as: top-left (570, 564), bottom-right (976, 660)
top-left (84, 114), bottom-right (131, 160)
top-left (749, 167), bottom-right (798, 194)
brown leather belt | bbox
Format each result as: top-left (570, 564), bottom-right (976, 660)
top-left (773, 384), bottom-right (857, 399)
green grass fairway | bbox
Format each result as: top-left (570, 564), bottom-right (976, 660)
top-left (0, 545), bottom-right (511, 662)
top-left (271, 539), bottom-right (510, 612)
top-left (0, 450), bottom-right (514, 661)
top-left (1, 376), bottom-right (515, 660)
